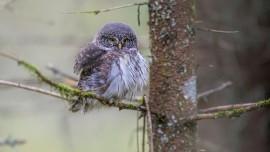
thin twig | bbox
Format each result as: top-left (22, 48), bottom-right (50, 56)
top-left (136, 111), bottom-right (140, 152)
top-left (197, 81), bottom-right (232, 99)
top-left (0, 80), bottom-right (65, 100)
top-left (199, 103), bottom-right (255, 113)
top-left (46, 63), bottom-right (78, 81)
top-left (137, 5), bottom-right (141, 26)
top-left (144, 96), bottom-right (154, 152)
top-left (196, 27), bottom-right (239, 34)
top-left (0, 52), bottom-right (20, 62)
top-left (181, 98), bottom-right (270, 122)
top-left (63, 2), bottom-right (148, 15)
top-left (142, 115), bottom-right (146, 152)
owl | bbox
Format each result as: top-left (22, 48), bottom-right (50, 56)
top-left (73, 22), bottom-right (149, 112)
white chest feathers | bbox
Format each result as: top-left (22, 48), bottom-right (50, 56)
top-left (102, 53), bottom-right (149, 100)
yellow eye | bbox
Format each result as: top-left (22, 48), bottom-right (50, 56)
top-left (124, 39), bottom-right (129, 44)
top-left (109, 38), bottom-right (116, 43)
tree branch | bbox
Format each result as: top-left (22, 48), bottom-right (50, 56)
top-left (196, 27), bottom-right (239, 34)
top-left (2, 52), bottom-right (270, 123)
top-left (0, 52), bottom-right (143, 111)
top-left (46, 63), bottom-right (78, 81)
top-left (142, 115), bottom-right (146, 152)
top-left (144, 95), bottom-right (154, 152)
top-left (63, 2), bottom-right (148, 15)
top-left (197, 81), bottom-right (232, 99)
top-left (181, 98), bottom-right (270, 122)
top-left (199, 102), bottom-right (255, 113)
top-left (0, 78), bottom-right (145, 111)
top-left (3, 74), bottom-right (268, 123)
top-left (0, 80), bottom-right (66, 100)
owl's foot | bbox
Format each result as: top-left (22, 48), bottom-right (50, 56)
top-left (69, 101), bottom-right (83, 112)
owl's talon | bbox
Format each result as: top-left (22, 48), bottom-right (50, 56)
top-left (69, 102), bottom-right (82, 112)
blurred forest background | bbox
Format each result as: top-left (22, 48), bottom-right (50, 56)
top-left (0, 0), bottom-right (270, 152)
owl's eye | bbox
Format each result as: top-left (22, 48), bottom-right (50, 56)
top-left (124, 39), bottom-right (129, 44)
top-left (109, 38), bottom-right (116, 43)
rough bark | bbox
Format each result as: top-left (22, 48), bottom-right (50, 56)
top-left (148, 0), bottom-right (197, 151)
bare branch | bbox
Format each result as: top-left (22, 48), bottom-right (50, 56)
top-left (0, 52), bottom-right (20, 62)
top-left (136, 112), bottom-right (140, 152)
top-left (197, 81), bottom-right (232, 99)
top-left (144, 96), bottom-right (154, 152)
top-left (142, 115), bottom-right (146, 152)
top-left (181, 98), bottom-right (270, 122)
top-left (199, 102), bottom-right (255, 113)
top-left (46, 63), bottom-right (78, 81)
top-left (0, 80), bottom-right (65, 100)
top-left (63, 2), bottom-right (148, 15)
top-left (196, 27), bottom-right (239, 34)
top-left (137, 4), bottom-right (141, 26)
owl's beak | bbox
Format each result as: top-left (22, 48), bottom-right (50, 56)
top-left (118, 43), bottom-right (122, 50)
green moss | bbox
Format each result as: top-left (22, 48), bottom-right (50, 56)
top-left (135, 96), bottom-right (144, 103)
top-left (119, 103), bottom-right (138, 110)
top-left (19, 60), bottom-right (56, 85)
top-left (212, 98), bottom-right (270, 119)
top-left (19, 61), bottom-right (39, 73)
top-left (257, 99), bottom-right (270, 107)
top-left (92, 10), bottom-right (100, 15)
top-left (55, 83), bottom-right (77, 97)
top-left (214, 108), bottom-right (247, 118)
top-left (19, 60), bottom-right (82, 99)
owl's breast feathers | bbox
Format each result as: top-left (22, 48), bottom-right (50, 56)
top-left (75, 42), bottom-right (149, 101)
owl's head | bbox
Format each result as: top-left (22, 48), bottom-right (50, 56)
top-left (94, 22), bottom-right (138, 50)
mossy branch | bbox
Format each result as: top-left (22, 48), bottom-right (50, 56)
top-left (0, 52), bottom-right (143, 111)
top-left (1, 52), bottom-right (270, 121)
top-left (180, 98), bottom-right (270, 122)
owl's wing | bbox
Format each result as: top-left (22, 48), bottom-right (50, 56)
top-left (74, 42), bottom-right (106, 74)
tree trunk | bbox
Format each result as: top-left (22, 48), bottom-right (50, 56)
top-left (148, 0), bottom-right (197, 151)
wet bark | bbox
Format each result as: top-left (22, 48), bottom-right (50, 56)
top-left (148, 0), bottom-right (197, 151)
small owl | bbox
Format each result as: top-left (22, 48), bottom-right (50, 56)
top-left (73, 22), bottom-right (149, 112)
